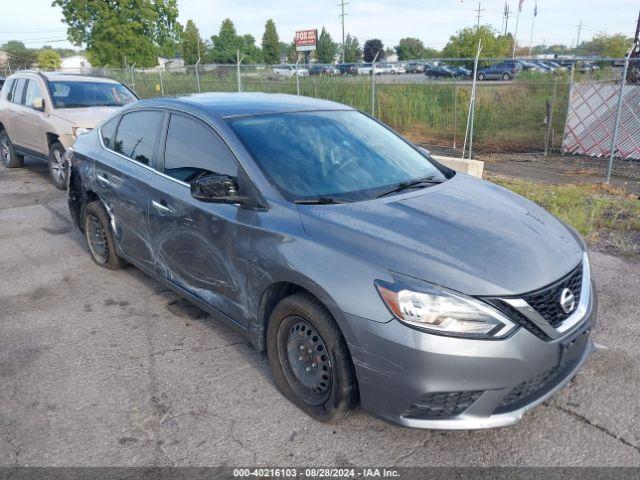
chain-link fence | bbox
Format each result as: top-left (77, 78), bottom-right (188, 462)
top-left (48, 56), bottom-right (640, 183)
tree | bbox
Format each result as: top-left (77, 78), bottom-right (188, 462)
top-left (579, 33), bottom-right (633, 58)
top-left (52, 0), bottom-right (182, 67)
top-left (37, 49), bottom-right (62, 70)
top-left (1, 41), bottom-right (37, 68)
top-left (395, 37), bottom-right (424, 60)
top-left (261, 19), bottom-right (280, 65)
top-left (363, 39), bottom-right (384, 62)
top-left (181, 19), bottom-right (204, 64)
top-left (316, 27), bottom-right (337, 64)
top-left (211, 19), bottom-right (261, 64)
top-left (441, 25), bottom-right (511, 59)
top-left (340, 34), bottom-right (362, 63)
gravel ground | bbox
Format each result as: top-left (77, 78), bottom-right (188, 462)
top-left (1, 158), bottom-right (639, 467)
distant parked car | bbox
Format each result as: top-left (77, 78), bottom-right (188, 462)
top-left (424, 66), bottom-right (456, 78)
top-left (379, 63), bottom-right (405, 74)
top-left (0, 71), bottom-right (137, 188)
top-left (357, 63), bottom-right (385, 75)
top-left (308, 65), bottom-right (340, 76)
top-left (405, 62), bottom-right (425, 73)
top-left (579, 62), bottom-right (600, 73)
top-left (529, 60), bottom-right (555, 72)
top-left (477, 61), bottom-right (522, 81)
top-left (516, 61), bottom-right (546, 73)
top-left (273, 65), bottom-right (309, 78)
top-left (451, 66), bottom-right (472, 78)
top-left (336, 64), bottom-right (359, 76)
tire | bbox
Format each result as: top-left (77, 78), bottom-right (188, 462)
top-left (48, 142), bottom-right (68, 190)
top-left (502, 72), bottom-right (512, 81)
top-left (83, 201), bottom-right (126, 270)
top-left (478, 73), bottom-right (486, 81)
top-left (267, 292), bottom-right (357, 423)
top-left (0, 129), bottom-right (24, 168)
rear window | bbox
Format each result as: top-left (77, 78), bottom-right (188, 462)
top-left (48, 81), bottom-right (137, 109)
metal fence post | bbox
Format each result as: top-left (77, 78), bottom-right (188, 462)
top-left (463, 40), bottom-right (482, 160)
top-left (606, 45), bottom-right (635, 183)
top-left (371, 52), bottom-right (380, 116)
top-left (295, 58), bottom-right (301, 96)
top-left (236, 50), bottom-right (242, 93)
top-left (453, 79), bottom-right (458, 151)
top-left (544, 74), bottom-right (558, 156)
top-left (130, 64), bottom-right (136, 94)
top-left (159, 69), bottom-right (164, 96)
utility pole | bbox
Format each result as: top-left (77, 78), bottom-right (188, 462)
top-left (576, 20), bottom-right (584, 51)
top-left (512, 1), bottom-right (522, 58)
top-left (474, 1), bottom-right (485, 28)
top-left (338, 0), bottom-right (349, 63)
top-left (503, 2), bottom-right (511, 35)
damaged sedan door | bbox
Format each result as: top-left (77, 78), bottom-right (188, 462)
top-left (146, 112), bottom-right (253, 325)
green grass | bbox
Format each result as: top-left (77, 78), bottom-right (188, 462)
top-left (489, 174), bottom-right (640, 255)
top-left (120, 69), bottom-right (571, 153)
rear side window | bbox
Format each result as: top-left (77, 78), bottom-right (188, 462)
top-left (113, 111), bottom-right (164, 166)
top-left (12, 78), bottom-right (26, 104)
top-left (100, 116), bottom-right (120, 150)
top-left (163, 114), bottom-right (238, 182)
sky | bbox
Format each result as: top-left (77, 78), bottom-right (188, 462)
top-left (0, 0), bottom-right (637, 53)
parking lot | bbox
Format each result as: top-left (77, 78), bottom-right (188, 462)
top-left (1, 157), bottom-right (639, 467)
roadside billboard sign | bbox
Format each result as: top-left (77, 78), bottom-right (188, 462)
top-left (295, 29), bottom-right (318, 52)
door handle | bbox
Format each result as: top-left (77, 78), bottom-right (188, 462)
top-left (152, 200), bottom-right (174, 214)
top-left (97, 174), bottom-right (115, 187)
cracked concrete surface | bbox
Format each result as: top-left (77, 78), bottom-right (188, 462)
top-left (1, 159), bottom-right (639, 466)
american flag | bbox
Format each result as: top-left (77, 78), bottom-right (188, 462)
top-left (534, 1), bottom-right (538, 16)
top-left (519, 0), bottom-right (525, 11)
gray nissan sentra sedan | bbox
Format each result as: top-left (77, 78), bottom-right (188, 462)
top-left (67, 93), bottom-right (597, 429)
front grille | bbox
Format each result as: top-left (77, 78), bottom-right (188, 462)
top-left (522, 263), bottom-right (583, 327)
top-left (402, 390), bottom-right (483, 420)
top-left (484, 299), bottom-right (551, 341)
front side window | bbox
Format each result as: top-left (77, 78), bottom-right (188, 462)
top-left (163, 114), bottom-right (238, 182)
top-left (100, 116), bottom-right (120, 150)
top-left (48, 81), bottom-right (137, 109)
top-left (113, 111), bottom-right (164, 165)
top-left (228, 110), bottom-right (447, 201)
top-left (23, 80), bottom-right (43, 108)
top-left (2, 79), bottom-right (14, 99)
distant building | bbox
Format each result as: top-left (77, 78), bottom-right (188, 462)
top-left (385, 53), bottom-right (399, 63)
top-left (157, 57), bottom-right (186, 72)
top-left (61, 55), bottom-right (92, 73)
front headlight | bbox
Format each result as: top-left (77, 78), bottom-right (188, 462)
top-left (72, 127), bottom-right (92, 137)
top-left (376, 280), bottom-right (517, 339)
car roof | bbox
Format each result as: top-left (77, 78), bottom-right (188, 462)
top-left (132, 93), bottom-right (355, 119)
top-left (8, 71), bottom-right (120, 84)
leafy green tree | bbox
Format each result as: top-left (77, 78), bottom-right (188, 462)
top-left (261, 19), bottom-right (280, 65)
top-left (1, 41), bottom-right (37, 68)
top-left (340, 34), bottom-right (362, 63)
top-left (316, 27), bottom-right (337, 64)
top-left (285, 38), bottom-right (298, 63)
top-left (37, 49), bottom-right (62, 70)
top-left (441, 25), bottom-right (511, 59)
top-left (363, 39), bottom-right (384, 62)
top-left (211, 19), bottom-right (261, 64)
top-left (579, 33), bottom-right (633, 57)
top-left (52, 0), bottom-right (182, 67)
top-left (181, 19), bottom-right (204, 64)
top-left (422, 47), bottom-right (440, 58)
top-left (395, 37), bottom-right (425, 60)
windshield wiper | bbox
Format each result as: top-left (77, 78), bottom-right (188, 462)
top-left (372, 175), bottom-right (442, 199)
top-left (294, 196), bottom-right (346, 205)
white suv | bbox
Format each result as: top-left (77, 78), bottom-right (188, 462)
top-left (0, 71), bottom-right (137, 188)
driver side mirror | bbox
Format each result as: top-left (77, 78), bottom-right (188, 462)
top-left (32, 97), bottom-right (45, 111)
top-left (190, 174), bottom-right (252, 205)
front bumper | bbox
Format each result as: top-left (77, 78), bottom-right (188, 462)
top-left (345, 281), bottom-right (597, 429)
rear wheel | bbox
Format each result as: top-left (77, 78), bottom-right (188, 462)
top-left (83, 201), bottom-right (126, 270)
top-left (502, 72), bottom-right (512, 81)
top-left (48, 142), bottom-right (68, 189)
top-left (478, 72), bottom-right (486, 81)
top-left (267, 292), bottom-right (357, 423)
top-left (0, 129), bottom-right (24, 168)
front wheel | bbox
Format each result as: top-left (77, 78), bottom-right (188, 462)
top-left (478, 73), bottom-right (486, 81)
top-left (0, 130), bottom-right (24, 168)
top-left (267, 293), bottom-right (357, 423)
top-left (48, 142), bottom-right (68, 189)
top-left (502, 72), bottom-right (512, 81)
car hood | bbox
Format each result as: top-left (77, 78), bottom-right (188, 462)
top-left (297, 174), bottom-right (583, 296)
top-left (50, 106), bottom-right (121, 129)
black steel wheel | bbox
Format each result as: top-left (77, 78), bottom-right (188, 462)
top-left (83, 201), bottom-right (126, 270)
top-left (267, 292), bottom-right (357, 423)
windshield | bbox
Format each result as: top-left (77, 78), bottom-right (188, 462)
top-left (228, 110), bottom-right (448, 202)
top-left (49, 81), bottom-right (137, 109)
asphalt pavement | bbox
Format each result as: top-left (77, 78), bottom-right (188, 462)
top-left (1, 157), bottom-right (639, 466)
